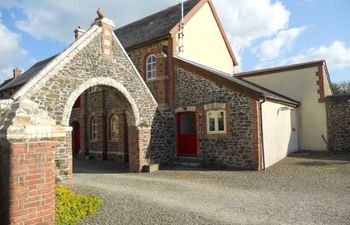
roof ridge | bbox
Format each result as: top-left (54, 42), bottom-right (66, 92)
top-left (115, 0), bottom-right (196, 31)
top-left (235, 60), bottom-right (326, 77)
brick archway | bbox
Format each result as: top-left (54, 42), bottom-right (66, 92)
top-left (0, 15), bottom-right (158, 224)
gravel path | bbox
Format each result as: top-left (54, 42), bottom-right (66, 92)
top-left (73, 152), bottom-right (350, 225)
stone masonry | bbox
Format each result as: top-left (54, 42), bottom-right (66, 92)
top-left (175, 66), bottom-right (260, 169)
top-left (326, 95), bottom-right (350, 152)
top-left (0, 16), bottom-right (160, 224)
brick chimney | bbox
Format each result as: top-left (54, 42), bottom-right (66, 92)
top-left (74, 26), bottom-right (86, 40)
top-left (13, 67), bottom-right (22, 78)
top-left (92, 8), bottom-right (115, 59)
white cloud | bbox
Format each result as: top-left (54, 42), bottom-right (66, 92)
top-left (257, 41), bottom-right (350, 71)
top-left (10, 0), bottom-right (178, 44)
top-left (212, 0), bottom-right (290, 48)
top-left (257, 26), bottom-right (306, 61)
top-left (4, 0), bottom-right (291, 62)
top-left (212, 0), bottom-right (290, 69)
top-left (0, 19), bottom-right (27, 82)
top-left (290, 41), bottom-right (350, 70)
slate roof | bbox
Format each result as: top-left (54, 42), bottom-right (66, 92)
top-left (0, 0), bottom-right (200, 92)
top-left (114, 0), bottom-right (200, 49)
top-left (0, 55), bottom-right (57, 91)
top-left (173, 56), bottom-right (300, 106)
top-left (0, 77), bottom-right (14, 89)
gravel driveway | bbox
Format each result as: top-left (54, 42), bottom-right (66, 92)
top-left (73, 152), bottom-right (350, 225)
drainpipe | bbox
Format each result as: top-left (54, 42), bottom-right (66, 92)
top-left (259, 96), bottom-right (266, 171)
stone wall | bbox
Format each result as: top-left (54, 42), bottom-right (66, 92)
top-left (175, 66), bottom-right (259, 169)
top-left (149, 110), bottom-right (176, 164)
top-left (21, 32), bottom-right (157, 127)
top-left (326, 95), bottom-right (350, 152)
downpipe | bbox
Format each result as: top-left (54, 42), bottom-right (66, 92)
top-left (259, 96), bottom-right (266, 171)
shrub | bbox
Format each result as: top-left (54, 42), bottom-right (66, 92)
top-left (55, 186), bottom-right (102, 225)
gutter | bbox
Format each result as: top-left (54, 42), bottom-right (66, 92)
top-left (259, 96), bottom-right (266, 171)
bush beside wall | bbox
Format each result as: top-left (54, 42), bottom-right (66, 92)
top-left (55, 187), bottom-right (102, 225)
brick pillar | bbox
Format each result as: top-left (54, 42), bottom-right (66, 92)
top-left (156, 53), bottom-right (169, 110)
top-left (127, 126), bottom-right (151, 172)
top-left (7, 142), bottom-right (56, 225)
top-left (128, 126), bottom-right (141, 172)
top-left (250, 100), bottom-right (262, 171)
top-left (0, 98), bottom-right (68, 224)
top-left (96, 113), bottom-right (105, 160)
top-left (93, 16), bottom-right (115, 59)
top-left (118, 113), bottom-right (126, 161)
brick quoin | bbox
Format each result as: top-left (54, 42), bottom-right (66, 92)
top-left (250, 100), bottom-right (263, 171)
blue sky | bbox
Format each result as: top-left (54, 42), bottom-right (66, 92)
top-left (0, 0), bottom-right (349, 83)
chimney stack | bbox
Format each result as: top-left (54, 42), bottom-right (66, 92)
top-left (74, 26), bottom-right (86, 40)
top-left (13, 67), bottom-right (22, 78)
top-left (92, 8), bottom-right (115, 59)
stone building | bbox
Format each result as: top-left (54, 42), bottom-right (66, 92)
top-left (0, 0), bottom-right (333, 172)
top-left (0, 1), bottom-right (336, 223)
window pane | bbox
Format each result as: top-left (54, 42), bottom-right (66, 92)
top-left (146, 55), bottom-right (157, 80)
top-left (209, 117), bottom-right (215, 131)
top-left (218, 111), bottom-right (225, 131)
top-left (180, 114), bottom-right (195, 135)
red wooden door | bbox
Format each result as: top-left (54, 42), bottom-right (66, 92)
top-left (177, 112), bottom-right (197, 156)
top-left (72, 122), bottom-right (80, 155)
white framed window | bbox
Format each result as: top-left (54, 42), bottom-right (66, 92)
top-left (146, 54), bottom-right (156, 80)
top-left (91, 117), bottom-right (97, 140)
top-left (206, 110), bottom-right (226, 134)
top-left (110, 114), bottom-right (119, 140)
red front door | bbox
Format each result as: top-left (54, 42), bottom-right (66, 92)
top-left (72, 122), bottom-right (81, 155)
top-left (177, 112), bottom-right (197, 156)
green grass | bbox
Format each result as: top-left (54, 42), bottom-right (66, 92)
top-left (55, 186), bottom-right (102, 225)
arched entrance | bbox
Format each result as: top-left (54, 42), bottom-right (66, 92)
top-left (68, 85), bottom-right (135, 165)
top-left (0, 14), bottom-right (158, 224)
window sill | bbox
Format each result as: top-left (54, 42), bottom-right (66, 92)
top-left (206, 132), bottom-right (228, 139)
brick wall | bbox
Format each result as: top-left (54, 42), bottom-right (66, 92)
top-left (6, 142), bottom-right (56, 225)
top-left (127, 39), bottom-right (169, 109)
top-left (326, 95), bottom-right (350, 152)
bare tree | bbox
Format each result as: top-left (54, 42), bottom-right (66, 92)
top-left (332, 81), bottom-right (350, 94)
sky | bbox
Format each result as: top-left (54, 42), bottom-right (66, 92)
top-left (0, 0), bottom-right (349, 84)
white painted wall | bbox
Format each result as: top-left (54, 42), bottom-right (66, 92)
top-left (243, 66), bottom-right (330, 151)
top-left (262, 101), bottom-right (299, 168)
top-left (177, 3), bottom-right (234, 74)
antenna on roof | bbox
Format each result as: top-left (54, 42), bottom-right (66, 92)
top-left (178, 0), bottom-right (185, 53)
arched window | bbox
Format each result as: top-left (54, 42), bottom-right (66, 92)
top-left (110, 114), bottom-right (119, 140)
top-left (146, 54), bottom-right (156, 80)
top-left (91, 117), bottom-right (97, 140)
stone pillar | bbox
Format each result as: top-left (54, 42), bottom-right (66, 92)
top-left (0, 99), bottom-right (67, 224)
top-left (55, 127), bottom-right (73, 187)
